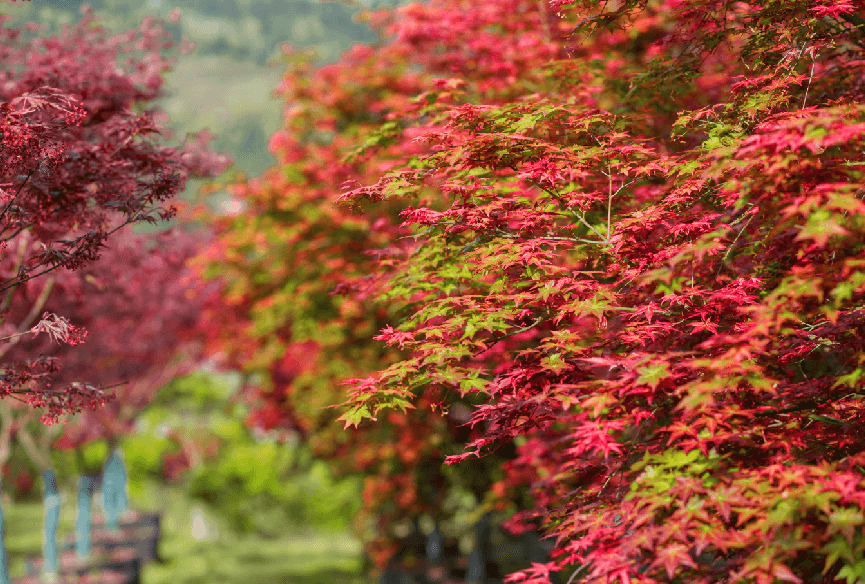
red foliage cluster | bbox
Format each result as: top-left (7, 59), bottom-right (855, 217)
top-left (0, 4), bottom-right (229, 429)
top-left (195, 0), bottom-right (865, 582)
top-left (189, 0), bottom-right (574, 566)
top-left (14, 225), bottom-right (221, 448)
top-left (339, 2), bottom-right (865, 583)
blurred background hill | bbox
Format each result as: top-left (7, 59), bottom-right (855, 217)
top-left (4, 0), bottom-right (401, 186)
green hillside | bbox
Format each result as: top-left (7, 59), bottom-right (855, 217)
top-left (1, 0), bottom-right (410, 190)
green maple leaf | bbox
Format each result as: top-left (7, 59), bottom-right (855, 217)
top-left (636, 360), bottom-right (670, 390)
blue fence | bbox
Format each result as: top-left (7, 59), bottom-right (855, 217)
top-left (0, 449), bottom-right (147, 584)
top-left (3, 450), bottom-right (554, 584)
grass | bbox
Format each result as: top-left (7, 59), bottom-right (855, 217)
top-left (2, 480), bottom-right (377, 584)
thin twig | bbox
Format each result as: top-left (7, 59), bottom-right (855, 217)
top-left (0, 277), bottom-right (55, 360)
top-left (0, 231), bottom-right (31, 314)
top-left (802, 49), bottom-right (816, 109)
top-left (566, 563), bottom-right (589, 584)
top-left (0, 168), bottom-right (35, 239)
top-left (473, 315), bottom-right (546, 359)
top-left (522, 175), bottom-right (610, 244)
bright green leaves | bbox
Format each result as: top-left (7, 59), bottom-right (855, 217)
top-left (458, 375), bottom-right (487, 396)
top-left (702, 121), bottom-right (747, 153)
top-left (338, 374), bottom-right (417, 430)
top-left (557, 287), bottom-right (620, 326)
top-left (794, 209), bottom-right (850, 248)
top-left (539, 352), bottom-right (567, 374)
top-left (623, 455), bottom-right (865, 582)
top-left (342, 119), bottom-right (405, 163)
top-left (827, 507), bottom-right (865, 545)
top-left (820, 506), bottom-right (865, 582)
top-left (824, 532), bottom-right (865, 584)
top-left (635, 358), bottom-right (670, 391)
top-left (629, 447), bottom-right (720, 498)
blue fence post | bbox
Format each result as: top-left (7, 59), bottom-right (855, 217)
top-left (0, 479), bottom-right (12, 584)
top-left (42, 469), bottom-right (59, 581)
top-left (75, 475), bottom-right (98, 560)
top-left (426, 521), bottom-right (443, 563)
top-left (520, 530), bottom-right (548, 566)
top-left (115, 450), bottom-right (128, 515)
top-left (102, 449), bottom-right (126, 533)
top-left (466, 513), bottom-right (492, 584)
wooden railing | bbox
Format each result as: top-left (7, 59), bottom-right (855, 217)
top-left (0, 451), bottom-right (163, 584)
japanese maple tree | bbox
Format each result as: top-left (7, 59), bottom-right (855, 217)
top-left (0, 2), bottom-right (229, 425)
top-left (0, 224), bottom-right (222, 472)
top-left (188, 0), bottom-right (579, 566)
top-left (337, 1), bottom-right (865, 583)
top-left (192, 0), bottom-right (865, 581)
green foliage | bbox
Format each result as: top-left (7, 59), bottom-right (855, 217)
top-left (121, 371), bottom-right (363, 535)
top-left (183, 439), bottom-right (361, 535)
top-left (121, 434), bottom-right (173, 485)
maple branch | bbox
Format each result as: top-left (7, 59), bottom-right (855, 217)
top-left (607, 172), bottom-right (613, 241)
top-left (566, 561), bottom-right (590, 584)
top-left (754, 401), bottom-right (822, 417)
top-left (0, 401), bottom-right (14, 467)
top-left (806, 414), bottom-right (845, 427)
top-left (542, 235), bottom-right (605, 244)
top-left (520, 175), bottom-right (610, 244)
top-left (567, 208), bottom-right (609, 244)
top-left (838, 12), bottom-right (865, 33)
top-left (602, 173), bottom-right (635, 241)
top-left (754, 386), bottom-right (856, 418)
top-left (0, 231), bottom-right (31, 315)
top-left (493, 229), bottom-right (603, 245)
top-left (0, 167), bottom-right (34, 239)
top-left (0, 277), bottom-right (55, 360)
top-left (802, 50), bottom-right (816, 109)
top-left (0, 215), bottom-right (131, 294)
top-left (0, 226), bottom-right (28, 246)
top-left (474, 315), bottom-right (547, 358)
top-left (15, 415), bottom-right (55, 472)
top-left (605, 406), bottom-right (660, 494)
top-left (714, 206), bottom-right (758, 279)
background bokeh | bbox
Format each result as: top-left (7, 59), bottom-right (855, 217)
top-left (4, 0), bottom-right (401, 195)
top-left (0, 1), bottom-right (412, 582)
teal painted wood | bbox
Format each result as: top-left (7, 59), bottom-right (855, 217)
top-left (466, 513), bottom-right (492, 584)
top-left (75, 475), bottom-right (98, 560)
top-left (466, 547), bottom-right (484, 584)
top-left (102, 450), bottom-right (126, 533)
top-left (0, 479), bottom-right (12, 584)
top-left (425, 521), bottom-right (443, 562)
top-left (115, 451), bottom-right (128, 514)
top-left (42, 470), bottom-right (59, 580)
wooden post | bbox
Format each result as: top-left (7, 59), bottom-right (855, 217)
top-left (466, 513), bottom-right (492, 584)
top-left (0, 479), bottom-right (11, 584)
top-left (426, 521), bottom-right (443, 563)
top-left (101, 449), bottom-right (126, 533)
top-left (42, 470), bottom-right (59, 582)
top-left (75, 475), bottom-right (98, 560)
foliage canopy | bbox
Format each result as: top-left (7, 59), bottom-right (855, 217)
top-left (196, 0), bottom-right (865, 582)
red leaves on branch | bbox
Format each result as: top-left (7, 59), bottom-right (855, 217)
top-left (195, 0), bottom-right (865, 582)
top-left (333, 1), bottom-right (865, 583)
top-left (30, 313), bottom-right (87, 346)
top-left (0, 6), bottom-right (230, 425)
